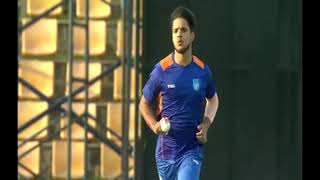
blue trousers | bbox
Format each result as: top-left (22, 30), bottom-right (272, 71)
top-left (156, 150), bottom-right (203, 180)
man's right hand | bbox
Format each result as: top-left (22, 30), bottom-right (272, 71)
top-left (140, 96), bottom-right (168, 135)
top-left (152, 122), bottom-right (167, 135)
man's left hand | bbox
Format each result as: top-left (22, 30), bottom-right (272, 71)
top-left (196, 117), bottom-right (211, 144)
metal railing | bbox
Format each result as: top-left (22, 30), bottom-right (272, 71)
top-left (134, 0), bottom-right (142, 179)
top-left (18, 62), bottom-right (135, 179)
top-left (18, 61), bottom-right (121, 134)
top-left (18, 0), bottom-right (138, 179)
top-left (18, 1), bottom-right (64, 35)
top-left (121, 0), bottom-right (133, 179)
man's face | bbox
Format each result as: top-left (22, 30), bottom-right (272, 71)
top-left (172, 18), bottom-right (195, 54)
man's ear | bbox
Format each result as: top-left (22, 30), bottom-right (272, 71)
top-left (191, 31), bottom-right (195, 42)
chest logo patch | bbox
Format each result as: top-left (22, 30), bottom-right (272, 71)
top-left (193, 79), bottom-right (200, 91)
top-left (167, 84), bottom-right (176, 89)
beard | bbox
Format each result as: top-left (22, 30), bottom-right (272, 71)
top-left (175, 42), bottom-right (191, 54)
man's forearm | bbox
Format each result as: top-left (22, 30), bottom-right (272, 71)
top-left (204, 94), bottom-right (219, 125)
top-left (139, 96), bottom-right (158, 133)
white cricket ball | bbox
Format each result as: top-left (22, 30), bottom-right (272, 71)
top-left (159, 117), bottom-right (170, 133)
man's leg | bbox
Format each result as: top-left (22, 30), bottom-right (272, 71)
top-left (176, 152), bottom-right (203, 180)
top-left (156, 158), bottom-right (178, 180)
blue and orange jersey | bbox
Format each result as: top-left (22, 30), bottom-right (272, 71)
top-left (142, 52), bottom-right (217, 160)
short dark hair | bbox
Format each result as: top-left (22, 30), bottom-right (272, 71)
top-left (170, 6), bottom-right (197, 32)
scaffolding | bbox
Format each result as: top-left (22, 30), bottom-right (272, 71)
top-left (18, 0), bottom-right (142, 179)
